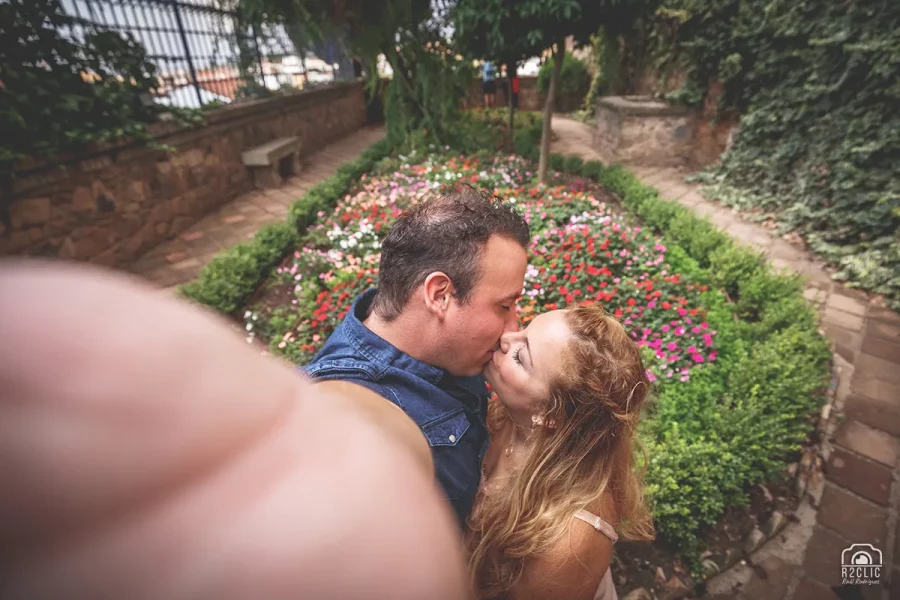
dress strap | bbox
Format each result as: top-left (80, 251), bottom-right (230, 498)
top-left (574, 509), bottom-right (619, 543)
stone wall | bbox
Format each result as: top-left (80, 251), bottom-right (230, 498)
top-left (1, 81), bottom-right (366, 268)
top-left (593, 93), bottom-right (739, 168)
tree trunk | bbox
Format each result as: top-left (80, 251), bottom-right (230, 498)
top-left (538, 38), bottom-right (565, 184)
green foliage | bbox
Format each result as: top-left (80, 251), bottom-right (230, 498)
top-left (179, 222), bottom-right (298, 316)
top-left (562, 154), bottom-right (584, 173)
top-left (537, 53), bottom-right (590, 105)
top-left (570, 153), bottom-right (830, 554)
top-left (580, 159), bottom-right (605, 180)
top-left (182, 137), bottom-right (396, 314)
top-left (645, 0), bottom-right (900, 308)
top-left (549, 153), bottom-right (566, 171)
top-left (0, 0), bottom-right (189, 170)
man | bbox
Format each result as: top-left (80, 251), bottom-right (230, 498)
top-left (0, 261), bottom-right (470, 599)
top-left (482, 60), bottom-right (497, 108)
top-left (303, 187), bottom-right (530, 524)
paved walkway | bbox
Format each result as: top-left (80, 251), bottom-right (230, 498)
top-left (552, 116), bottom-right (900, 600)
top-left (129, 126), bottom-right (386, 290)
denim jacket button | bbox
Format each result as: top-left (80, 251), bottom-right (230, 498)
top-left (449, 434), bottom-right (457, 443)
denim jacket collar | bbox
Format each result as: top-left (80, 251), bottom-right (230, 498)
top-left (343, 289), bottom-right (488, 406)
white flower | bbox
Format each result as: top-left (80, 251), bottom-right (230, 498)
top-left (245, 323), bottom-right (253, 331)
top-left (244, 310), bottom-right (252, 319)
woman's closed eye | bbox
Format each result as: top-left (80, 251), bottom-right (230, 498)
top-left (513, 347), bottom-right (523, 366)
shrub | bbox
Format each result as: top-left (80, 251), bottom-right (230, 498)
top-left (580, 160), bottom-right (605, 180)
top-left (537, 53), bottom-right (590, 110)
top-left (549, 152), bottom-right (566, 171)
top-left (563, 154), bottom-right (584, 173)
top-left (179, 222), bottom-right (298, 316)
top-left (559, 151), bottom-right (831, 554)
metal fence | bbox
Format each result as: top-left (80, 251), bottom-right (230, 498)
top-left (58, 0), bottom-right (320, 108)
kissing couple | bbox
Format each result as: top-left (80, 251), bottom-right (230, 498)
top-left (304, 186), bottom-right (656, 599)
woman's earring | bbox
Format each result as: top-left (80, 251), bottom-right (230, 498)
top-left (532, 414), bottom-right (557, 429)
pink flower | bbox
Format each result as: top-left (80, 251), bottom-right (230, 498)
top-left (646, 370), bottom-right (657, 383)
top-left (692, 354), bottom-right (704, 363)
top-left (680, 374), bottom-right (690, 382)
top-left (675, 326), bottom-right (685, 336)
top-left (667, 342), bottom-right (677, 351)
top-left (665, 370), bottom-right (674, 378)
top-left (691, 326), bottom-right (701, 334)
top-left (648, 301), bottom-right (657, 309)
top-left (662, 325), bottom-right (670, 332)
top-left (677, 308), bottom-right (688, 317)
top-left (687, 346), bottom-right (697, 354)
top-left (701, 322), bottom-right (709, 330)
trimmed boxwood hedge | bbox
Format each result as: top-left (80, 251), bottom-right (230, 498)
top-left (578, 160), bottom-right (830, 556)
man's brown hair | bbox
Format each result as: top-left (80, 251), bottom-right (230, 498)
top-left (372, 185), bottom-right (530, 321)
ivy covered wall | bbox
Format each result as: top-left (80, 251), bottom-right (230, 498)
top-left (633, 0), bottom-right (899, 307)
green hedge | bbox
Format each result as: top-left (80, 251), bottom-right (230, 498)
top-left (179, 137), bottom-right (394, 315)
top-left (570, 159), bottom-right (830, 557)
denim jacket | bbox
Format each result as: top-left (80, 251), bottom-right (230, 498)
top-left (301, 289), bottom-right (491, 525)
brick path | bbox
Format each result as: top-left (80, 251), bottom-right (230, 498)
top-left (552, 116), bottom-right (900, 600)
top-left (129, 126), bottom-right (386, 290)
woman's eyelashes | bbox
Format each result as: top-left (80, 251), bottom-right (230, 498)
top-left (513, 347), bottom-right (523, 366)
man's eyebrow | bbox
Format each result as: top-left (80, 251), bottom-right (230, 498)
top-left (501, 291), bottom-right (522, 302)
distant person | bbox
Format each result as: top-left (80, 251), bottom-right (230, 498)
top-left (353, 56), bottom-right (363, 79)
top-left (482, 60), bottom-right (497, 108)
top-left (508, 63), bottom-right (520, 110)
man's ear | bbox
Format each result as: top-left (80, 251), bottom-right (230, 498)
top-left (422, 272), bottom-right (454, 318)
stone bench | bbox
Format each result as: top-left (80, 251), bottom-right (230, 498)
top-left (241, 136), bottom-right (303, 189)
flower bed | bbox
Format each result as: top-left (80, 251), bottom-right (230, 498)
top-left (248, 154), bottom-right (717, 385)
top-left (243, 147), bottom-right (831, 590)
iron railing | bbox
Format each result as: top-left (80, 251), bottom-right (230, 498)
top-left (59, 0), bottom-right (312, 108)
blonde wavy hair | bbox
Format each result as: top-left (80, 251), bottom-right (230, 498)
top-left (466, 304), bottom-right (656, 598)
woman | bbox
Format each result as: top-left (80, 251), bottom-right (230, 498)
top-left (469, 304), bottom-right (655, 599)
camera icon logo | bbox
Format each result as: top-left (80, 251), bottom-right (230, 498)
top-left (841, 544), bottom-right (882, 585)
